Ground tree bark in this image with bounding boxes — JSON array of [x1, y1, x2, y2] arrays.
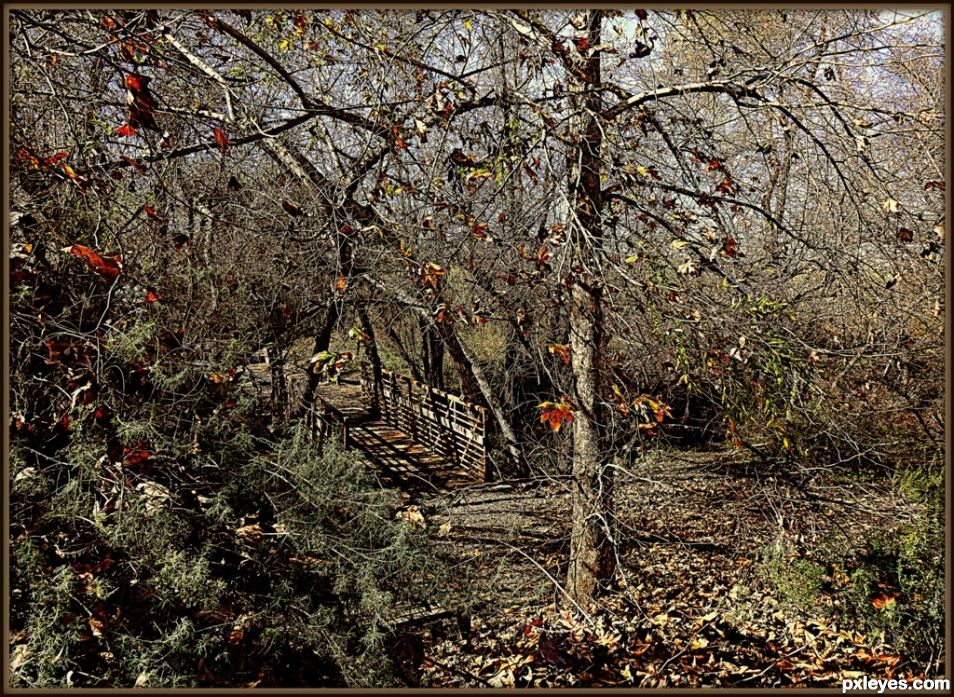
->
[[295, 298, 340, 416], [565, 9, 615, 604], [356, 303, 383, 419], [420, 317, 445, 390]]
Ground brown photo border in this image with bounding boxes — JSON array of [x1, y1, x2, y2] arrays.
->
[[1, 2, 950, 694]]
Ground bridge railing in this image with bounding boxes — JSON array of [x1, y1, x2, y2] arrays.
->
[[303, 397, 350, 453], [368, 370, 488, 480]]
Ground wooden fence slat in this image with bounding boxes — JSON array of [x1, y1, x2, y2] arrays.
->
[[371, 369, 488, 480]]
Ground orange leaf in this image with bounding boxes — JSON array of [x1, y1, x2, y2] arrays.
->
[[16, 146, 41, 169], [420, 262, 445, 289], [539, 400, 574, 432], [536, 245, 550, 266], [145, 289, 160, 303], [64, 244, 122, 280], [213, 128, 230, 154], [548, 343, 571, 365], [392, 126, 407, 150], [60, 162, 90, 189]]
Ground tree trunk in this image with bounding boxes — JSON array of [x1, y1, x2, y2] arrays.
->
[[420, 317, 445, 390], [295, 298, 340, 416], [444, 328, 526, 478], [565, 10, 615, 604], [367, 276, 525, 476], [356, 303, 383, 419]]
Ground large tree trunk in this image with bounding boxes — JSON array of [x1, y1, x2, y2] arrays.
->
[[565, 10, 615, 604]]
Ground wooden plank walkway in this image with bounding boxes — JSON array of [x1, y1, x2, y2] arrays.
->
[[313, 381, 483, 499]]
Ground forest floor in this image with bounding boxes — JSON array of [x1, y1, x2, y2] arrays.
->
[[400, 448, 927, 688]]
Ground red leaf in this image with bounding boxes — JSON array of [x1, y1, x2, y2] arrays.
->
[[707, 158, 722, 171], [124, 74, 151, 92], [123, 441, 151, 468], [64, 244, 122, 280], [472, 222, 489, 239], [574, 37, 590, 53], [120, 155, 147, 173], [282, 200, 304, 217], [897, 227, 914, 242], [213, 128, 230, 154], [115, 123, 138, 137], [44, 152, 69, 166], [142, 205, 164, 223], [124, 74, 159, 131], [635, 9, 648, 20], [145, 288, 160, 303]]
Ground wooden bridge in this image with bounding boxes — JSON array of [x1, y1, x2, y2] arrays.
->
[[304, 370, 489, 497]]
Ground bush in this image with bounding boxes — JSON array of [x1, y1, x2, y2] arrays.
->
[[841, 507, 944, 667], [10, 418, 444, 687], [760, 536, 827, 610]]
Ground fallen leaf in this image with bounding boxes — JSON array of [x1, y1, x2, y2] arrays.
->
[[63, 244, 123, 280]]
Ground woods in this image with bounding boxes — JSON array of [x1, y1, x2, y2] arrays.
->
[[7, 8, 946, 688]]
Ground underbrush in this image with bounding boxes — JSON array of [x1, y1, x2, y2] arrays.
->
[[10, 423, 442, 688], [757, 461, 945, 674]]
